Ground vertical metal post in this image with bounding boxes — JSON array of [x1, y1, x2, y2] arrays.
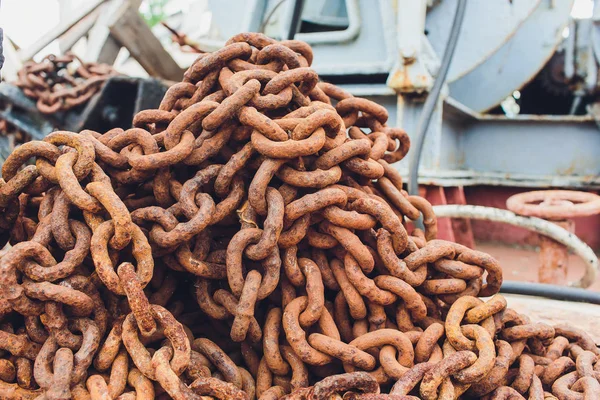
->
[[287, 0, 306, 40], [538, 219, 574, 285], [396, 0, 427, 63]]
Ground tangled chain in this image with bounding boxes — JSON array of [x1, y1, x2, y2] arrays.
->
[[14, 53, 118, 114], [0, 32, 597, 400]]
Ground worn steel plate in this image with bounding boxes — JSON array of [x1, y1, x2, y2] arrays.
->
[[426, 0, 541, 82], [449, 0, 574, 113]]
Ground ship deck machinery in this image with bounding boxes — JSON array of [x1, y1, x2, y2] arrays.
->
[[184, 0, 600, 251]]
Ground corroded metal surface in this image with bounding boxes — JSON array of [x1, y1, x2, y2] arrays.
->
[[14, 53, 117, 114], [0, 33, 595, 399]]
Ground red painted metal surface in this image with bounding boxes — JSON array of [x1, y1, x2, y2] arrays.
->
[[422, 185, 476, 248], [445, 186, 476, 249], [422, 185, 455, 242], [537, 219, 574, 285]]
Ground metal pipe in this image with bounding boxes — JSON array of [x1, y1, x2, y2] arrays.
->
[[287, 0, 306, 40], [408, 0, 467, 197], [500, 281, 600, 305], [432, 204, 598, 288]]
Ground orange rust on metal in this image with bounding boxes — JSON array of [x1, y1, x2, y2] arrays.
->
[[14, 52, 118, 114], [0, 31, 594, 400]]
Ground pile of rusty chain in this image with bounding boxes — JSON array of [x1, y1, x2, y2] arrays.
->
[[0, 32, 597, 400], [14, 52, 117, 114]]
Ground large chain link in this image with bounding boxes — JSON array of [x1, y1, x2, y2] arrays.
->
[[0, 32, 596, 400]]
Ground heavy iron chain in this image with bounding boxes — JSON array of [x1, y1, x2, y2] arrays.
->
[[0, 32, 597, 400], [14, 52, 118, 114]]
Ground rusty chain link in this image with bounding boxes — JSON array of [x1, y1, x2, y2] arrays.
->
[[14, 52, 118, 114], [0, 32, 596, 399]]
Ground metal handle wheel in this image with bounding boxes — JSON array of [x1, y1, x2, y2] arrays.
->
[[432, 204, 598, 288], [506, 190, 600, 220]]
